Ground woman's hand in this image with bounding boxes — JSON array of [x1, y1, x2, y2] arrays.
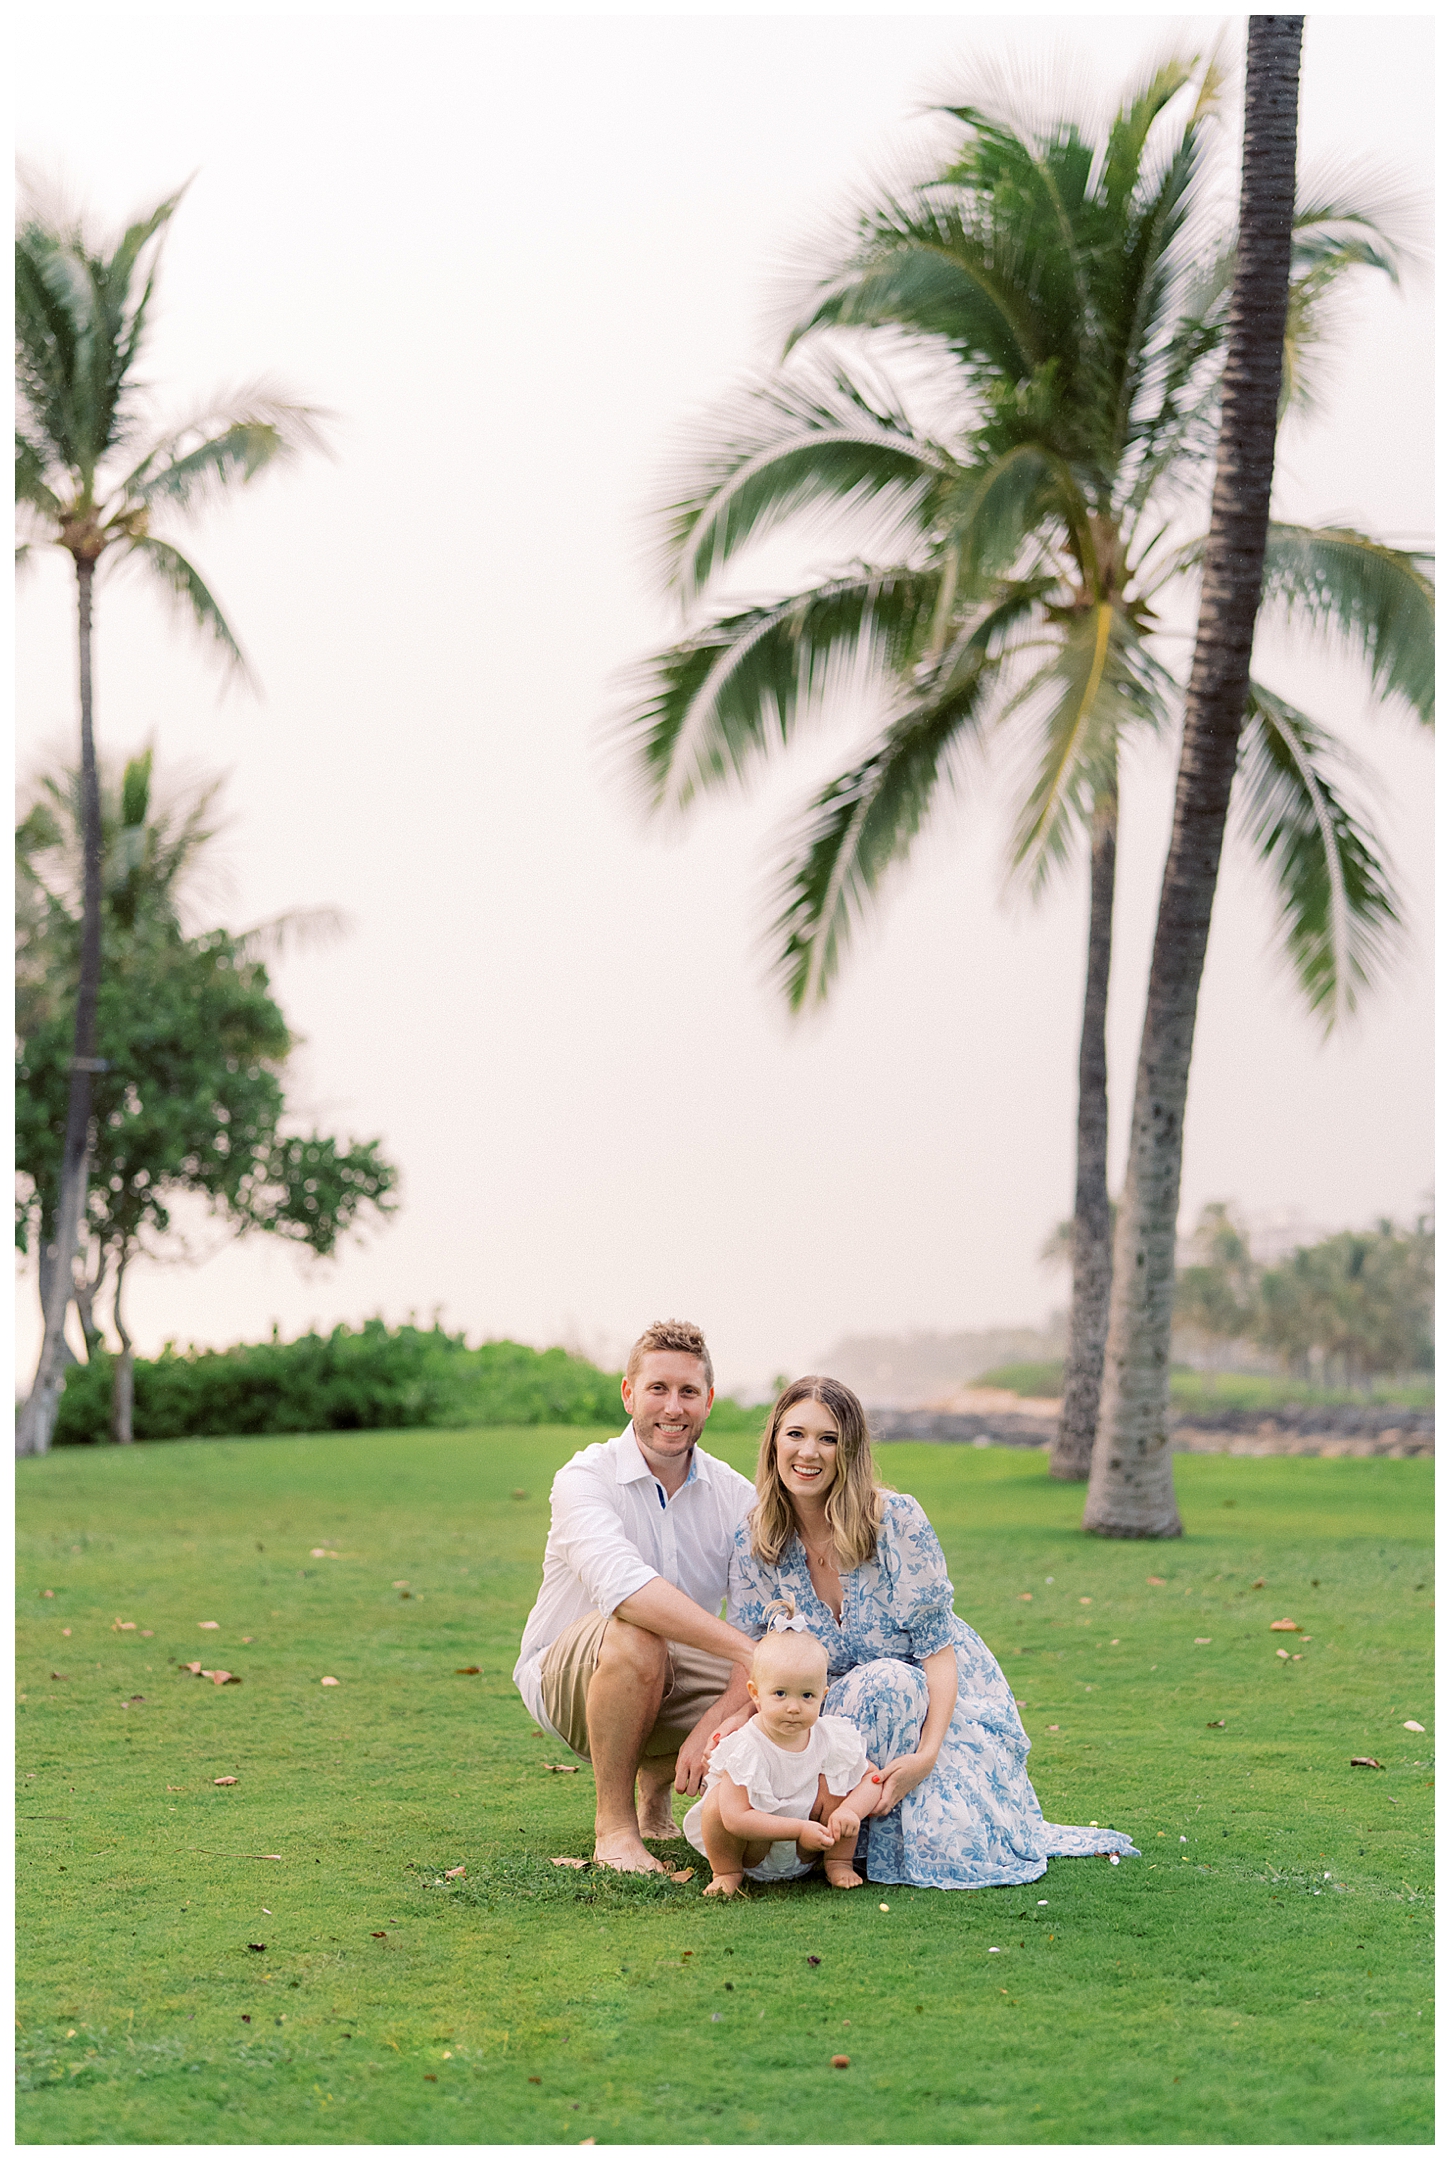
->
[[870, 1749, 938, 1814]]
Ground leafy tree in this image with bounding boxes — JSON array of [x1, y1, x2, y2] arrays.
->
[[14, 183, 324, 1454], [1173, 1201, 1259, 1367], [1256, 1216, 1432, 1387], [17, 758, 393, 1443], [618, 44, 1430, 1490]]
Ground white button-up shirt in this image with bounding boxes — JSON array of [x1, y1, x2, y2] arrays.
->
[[513, 1423, 756, 1736]]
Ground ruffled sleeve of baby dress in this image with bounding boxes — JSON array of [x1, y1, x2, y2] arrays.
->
[[816, 1713, 871, 1795], [709, 1723, 774, 1808]]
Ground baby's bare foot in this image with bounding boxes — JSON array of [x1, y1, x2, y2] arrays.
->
[[824, 1860, 863, 1889], [703, 1871, 748, 1899]]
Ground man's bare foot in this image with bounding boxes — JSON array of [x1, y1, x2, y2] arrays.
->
[[824, 1859, 863, 1888], [703, 1871, 748, 1898], [635, 1763, 679, 1840], [594, 1831, 666, 1874]]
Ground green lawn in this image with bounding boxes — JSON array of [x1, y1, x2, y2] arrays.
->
[[16, 1427, 1433, 2144]]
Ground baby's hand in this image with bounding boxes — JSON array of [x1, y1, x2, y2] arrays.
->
[[797, 1820, 835, 1853], [826, 1808, 859, 1844]]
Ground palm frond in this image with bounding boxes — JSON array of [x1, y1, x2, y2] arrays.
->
[[768, 659, 994, 1012], [767, 580, 1047, 1007], [235, 907, 354, 961], [618, 568, 943, 817], [1235, 682, 1402, 1028], [1007, 602, 1175, 886], [122, 387, 332, 511], [661, 366, 948, 597], [122, 536, 251, 682], [15, 432, 61, 516], [1258, 524, 1434, 724]]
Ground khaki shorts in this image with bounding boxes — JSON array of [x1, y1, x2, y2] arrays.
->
[[539, 1609, 734, 1764]]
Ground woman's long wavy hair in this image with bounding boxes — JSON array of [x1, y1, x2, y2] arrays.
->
[[749, 1375, 888, 1570]]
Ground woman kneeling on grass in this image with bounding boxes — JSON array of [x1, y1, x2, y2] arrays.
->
[[719, 1378, 1139, 1890], [683, 1602, 882, 1896]]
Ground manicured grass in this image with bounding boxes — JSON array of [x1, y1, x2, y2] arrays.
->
[[976, 1361, 1433, 1413], [17, 1428, 1433, 2144]]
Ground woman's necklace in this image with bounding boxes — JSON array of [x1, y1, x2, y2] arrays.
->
[[799, 1526, 839, 1572]]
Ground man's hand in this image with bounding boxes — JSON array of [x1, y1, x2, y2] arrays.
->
[[796, 1820, 835, 1854], [673, 1711, 719, 1797]]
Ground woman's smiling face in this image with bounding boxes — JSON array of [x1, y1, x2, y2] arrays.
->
[[774, 1396, 841, 1505]]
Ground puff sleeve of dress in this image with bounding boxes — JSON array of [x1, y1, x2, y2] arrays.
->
[[816, 1714, 871, 1795], [725, 1529, 776, 1641], [708, 1724, 769, 1799], [880, 1494, 959, 1659]]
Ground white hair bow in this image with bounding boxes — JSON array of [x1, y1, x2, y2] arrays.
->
[[768, 1611, 808, 1633]]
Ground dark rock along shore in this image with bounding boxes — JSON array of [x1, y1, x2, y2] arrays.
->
[[869, 1402, 1433, 1459]]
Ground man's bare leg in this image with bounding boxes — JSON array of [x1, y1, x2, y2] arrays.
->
[[636, 1755, 680, 1840], [586, 1618, 669, 1872]]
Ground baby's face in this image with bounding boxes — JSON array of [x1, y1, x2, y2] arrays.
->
[[749, 1656, 827, 1743]]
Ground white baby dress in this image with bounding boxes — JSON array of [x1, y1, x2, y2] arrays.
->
[[682, 1713, 871, 1881]]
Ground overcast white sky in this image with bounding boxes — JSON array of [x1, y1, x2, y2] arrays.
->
[[15, 8, 1433, 1399]]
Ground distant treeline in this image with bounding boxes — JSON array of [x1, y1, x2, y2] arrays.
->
[[51, 1321, 765, 1446]]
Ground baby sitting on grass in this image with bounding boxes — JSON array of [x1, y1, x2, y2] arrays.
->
[[682, 1603, 881, 1897]]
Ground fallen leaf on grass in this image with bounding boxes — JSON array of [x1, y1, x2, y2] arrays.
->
[[247, 1943, 266, 1953], [424, 2073, 437, 2082], [1207, 1720, 1226, 1728], [806, 1955, 821, 1966], [510, 1489, 529, 1500], [1251, 1579, 1266, 1590], [1194, 1638, 1212, 1645], [1017, 1592, 1033, 1601], [550, 1857, 589, 1869], [669, 1868, 695, 1883], [179, 1661, 204, 1675], [1147, 1576, 1166, 1587], [1047, 1724, 1060, 1733], [1276, 1649, 1290, 1660], [455, 1666, 481, 1675], [831, 2055, 850, 2069], [1403, 1720, 1426, 1733], [528, 2076, 541, 2084], [112, 1619, 136, 1631], [541, 1761, 579, 1773], [444, 1865, 466, 1879], [1269, 1618, 1300, 1632], [372, 1931, 387, 1938], [202, 1670, 242, 1686], [310, 1549, 340, 1559], [1350, 1758, 1384, 1769], [214, 1776, 239, 1786], [61, 1628, 71, 1637], [1079, 1597, 1092, 1606], [199, 1622, 220, 1631], [51, 1672, 68, 1681], [320, 1677, 340, 1687]]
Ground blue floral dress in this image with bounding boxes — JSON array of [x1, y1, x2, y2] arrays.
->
[[727, 1493, 1139, 1889]]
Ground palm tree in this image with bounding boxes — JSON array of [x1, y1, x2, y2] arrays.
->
[[1082, 15, 1306, 1535], [616, 48, 1430, 1479], [14, 184, 325, 1456]]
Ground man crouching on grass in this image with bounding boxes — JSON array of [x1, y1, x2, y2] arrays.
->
[[513, 1319, 758, 1872]]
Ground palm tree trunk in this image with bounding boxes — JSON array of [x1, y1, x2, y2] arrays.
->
[[110, 1248, 135, 1446], [1084, 15, 1303, 1537], [1050, 783, 1117, 1480], [17, 555, 105, 1459]]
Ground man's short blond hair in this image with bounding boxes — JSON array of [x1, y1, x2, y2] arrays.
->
[[625, 1318, 714, 1391]]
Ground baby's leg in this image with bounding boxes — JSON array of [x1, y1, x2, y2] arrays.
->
[[813, 1779, 864, 1890], [698, 1787, 770, 1898]]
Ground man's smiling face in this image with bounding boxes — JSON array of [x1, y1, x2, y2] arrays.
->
[[622, 1350, 714, 1473]]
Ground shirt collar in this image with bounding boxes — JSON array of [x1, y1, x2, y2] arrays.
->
[[617, 1422, 704, 1489]]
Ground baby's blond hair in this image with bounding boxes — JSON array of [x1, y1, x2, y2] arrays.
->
[[750, 1597, 828, 1687]]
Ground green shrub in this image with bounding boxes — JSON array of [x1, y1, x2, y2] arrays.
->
[[49, 1322, 771, 1446], [975, 1360, 1065, 1396]]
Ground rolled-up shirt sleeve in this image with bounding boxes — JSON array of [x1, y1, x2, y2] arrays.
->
[[550, 1463, 659, 1616]]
